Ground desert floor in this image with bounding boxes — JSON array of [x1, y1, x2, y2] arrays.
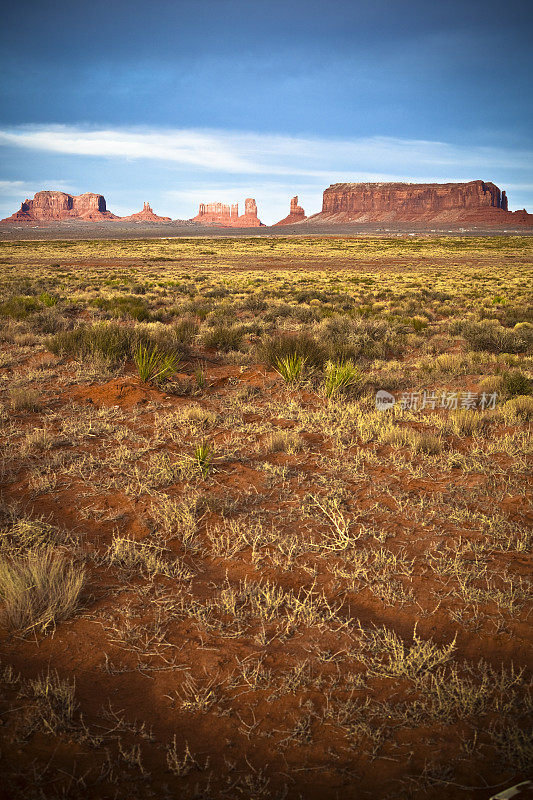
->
[[0, 235, 531, 800], [1, 220, 532, 241]]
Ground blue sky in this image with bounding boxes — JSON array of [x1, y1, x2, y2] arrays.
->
[[1, 0, 532, 222]]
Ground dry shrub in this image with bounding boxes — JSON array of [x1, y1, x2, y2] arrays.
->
[[9, 386, 42, 412], [0, 547, 85, 633], [259, 333, 326, 369], [26, 669, 77, 733], [265, 430, 305, 454], [501, 395, 533, 423], [380, 426, 442, 454], [202, 325, 244, 352], [449, 409, 485, 437], [479, 375, 504, 394], [501, 370, 531, 397]]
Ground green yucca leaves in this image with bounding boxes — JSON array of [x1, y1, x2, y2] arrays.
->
[[134, 344, 181, 384], [323, 359, 362, 398], [193, 441, 214, 477], [275, 353, 307, 385]]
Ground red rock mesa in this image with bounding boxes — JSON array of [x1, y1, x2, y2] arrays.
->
[[0, 191, 119, 223], [274, 196, 307, 225], [307, 181, 533, 225], [120, 202, 171, 223], [192, 198, 263, 227]]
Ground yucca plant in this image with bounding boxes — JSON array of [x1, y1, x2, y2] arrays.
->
[[274, 353, 307, 385], [194, 364, 206, 390], [193, 441, 214, 477], [134, 343, 180, 384], [323, 359, 362, 398]]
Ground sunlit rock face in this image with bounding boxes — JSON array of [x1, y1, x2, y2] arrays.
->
[[120, 202, 171, 222], [192, 198, 263, 227], [1, 191, 119, 222], [307, 181, 533, 225], [274, 196, 306, 226]]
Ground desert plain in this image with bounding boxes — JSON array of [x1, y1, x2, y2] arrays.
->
[[0, 233, 531, 800]]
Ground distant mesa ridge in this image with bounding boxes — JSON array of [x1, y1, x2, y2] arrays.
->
[[1, 182, 532, 226], [1, 190, 119, 222], [192, 198, 264, 227], [274, 195, 307, 226], [307, 180, 532, 224], [0, 192, 170, 224]]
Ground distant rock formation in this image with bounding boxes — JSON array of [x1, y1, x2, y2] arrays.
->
[[0, 191, 119, 223], [307, 181, 533, 225], [120, 202, 171, 223], [274, 196, 306, 226], [192, 198, 263, 227]]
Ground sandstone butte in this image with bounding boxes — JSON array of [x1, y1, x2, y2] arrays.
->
[[191, 198, 263, 227], [273, 195, 307, 226], [2, 182, 532, 227], [120, 202, 171, 223], [0, 191, 119, 223], [306, 180, 533, 225]]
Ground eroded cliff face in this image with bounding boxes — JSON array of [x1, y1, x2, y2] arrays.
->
[[120, 202, 171, 223], [1, 191, 118, 222], [274, 196, 306, 226], [191, 198, 263, 227], [307, 181, 532, 224]]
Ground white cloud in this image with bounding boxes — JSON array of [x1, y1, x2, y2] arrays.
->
[[0, 179, 74, 197], [1, 125, 531, 181], [1, 126, 532, 220]]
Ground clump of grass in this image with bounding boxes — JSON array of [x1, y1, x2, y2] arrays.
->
[[176, 674, 218, 713], [193, 441, 214, 477], [275, 353, 306, 385], [6, 516, 63, 550], [26, 669, 77, 734], [322, 359, 362, 398], [134, 343, 181, 384], [150, 492, 199, 550], [448, 408, 484, 436], [106, 533, 190, 577], [90, 295, 151, 321], [8, 386, 42, 412], [166, 738, 198, 776], [0, 547, 85, 634], [479, 374, 503, 393], [173, 318, 199, 346], [260, 333, 326, 369], [38, 291, 59, 307], [409, 315, 429, 332], [380, 426, 442, 454], [194, 364, 206, 389], [46, 322, 136, 363], [501, 395, 533, 423], [202, 325, 244, 352], [458, 319, 532, 354], [501, 369, 531, 397], [0, 295, 41, 320], [265, 430, 305, 454]]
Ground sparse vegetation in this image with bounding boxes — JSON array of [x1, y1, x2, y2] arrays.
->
[[0, 235, 531, 800]]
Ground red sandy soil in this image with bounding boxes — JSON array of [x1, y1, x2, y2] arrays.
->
[[0, 339, 531, 800]]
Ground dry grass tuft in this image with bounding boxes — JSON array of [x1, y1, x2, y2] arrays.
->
[[8, 386, 42, 412], [0, 547, 85, 633]]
